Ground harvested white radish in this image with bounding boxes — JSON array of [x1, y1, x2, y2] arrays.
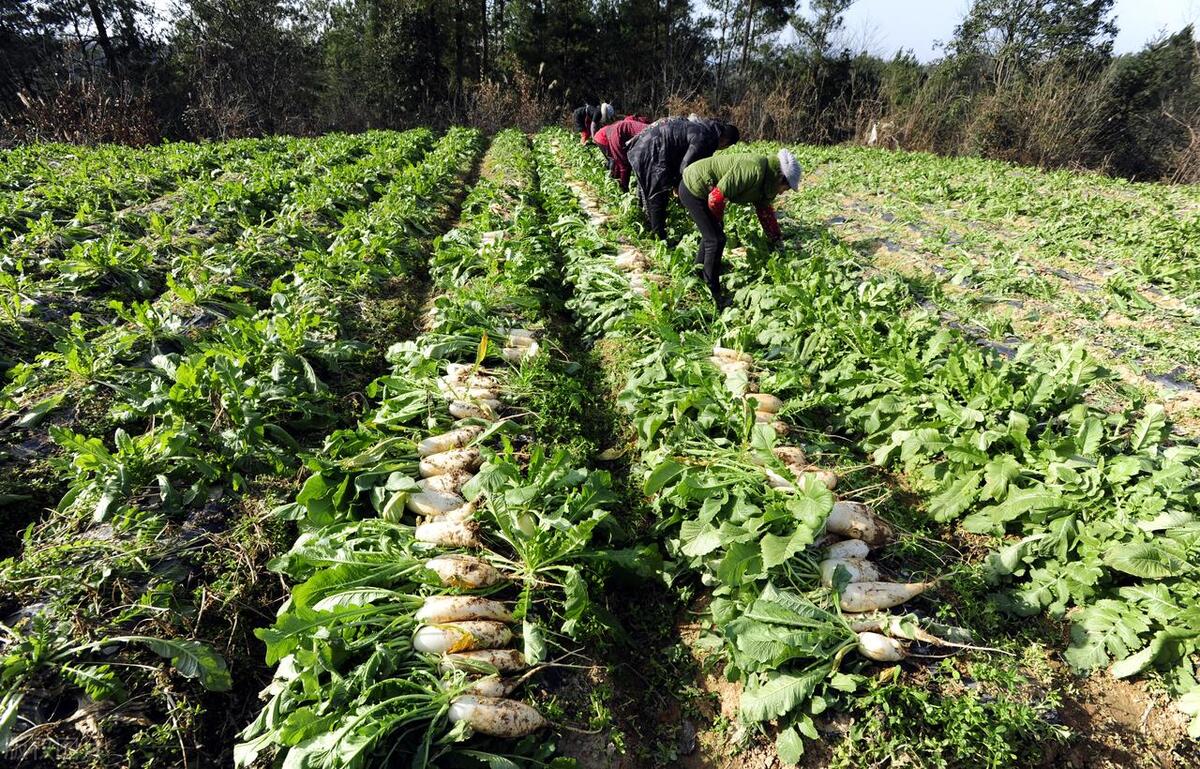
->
[[849, 615, 946, 645], [773, 446, 806, 465], [413, 621, 512, 654], [417, 595, 513, 624], [501, 342, 539, 363], [806, 468, 838, 490], [840, 581, 933, 613], [857, 632, 906, 662], [441, 370, 499, 388], [709, 356, 749, 374], [746, 393, 783, 413], [417, 472, 473, 495], [713, 346, 753, 364], [764, 468, 795, 490], [415, 519, 482, 548], [770, 420, 789, 436], [420, 448, 481, 478], [818, 558, 882, 587], [448, 695, 547, 737], [449, 400, 499, 421], [826, 539, 871, 560], [446, 363, 494, 381], [462, 675, 519, 698], [425, 554, 503, 588], [407, 490, 467, 517], [418, 426, 483, 457], [614, 249, 647, 270], [826, 501, 893, 547], [435, 501, 478, 522], [441, 649, 527, 673], [438, 381, 500, 401]]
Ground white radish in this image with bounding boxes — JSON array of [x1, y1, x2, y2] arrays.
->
[[764, 468, 796, 490], [446, 363, 494, 380], [417, 472, 473, 495], [419, 448, 481, 478], [773, 446, 806, 465], [840, 581, 933, 613], [418, 426, 483, 457], [709, 356, 750, 374], [413, 621, 512, 654], [857, 632, 906, 662], [507, 333, 536, 348], [818, 558, 882, 587], [417, 595, 513, 624], [746, 393, 783, 413], [434, 502, 478, 522], [805, 468, 838, 490], [438, 381, 500, 401], [441, 649, 527, 673], [406, 490, 466, 517], [415, 519, 482, 548], [771, 420, 789, 436], [754, 410, 774, 424], [461, 675, 519, 698], [826, 501, 893, 547], [425, 554, 503, 588], [449, 400, 499, 421], [501, 342, 539, 363], [713, 345, 753, 364], [448, 695, 547, 737], [826, 539, 871, 560]]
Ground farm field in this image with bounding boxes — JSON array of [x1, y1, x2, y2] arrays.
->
[[0, 128, 1198, 769]]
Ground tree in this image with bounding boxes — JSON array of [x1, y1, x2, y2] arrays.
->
[[792, 0, 854, 59], [950, 0, 1116, 83]]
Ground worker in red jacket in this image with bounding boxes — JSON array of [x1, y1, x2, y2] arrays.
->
[[592, 116, 649, 192]]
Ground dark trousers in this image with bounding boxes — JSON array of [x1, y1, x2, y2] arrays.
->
[[641, 187, 670, 240], [678, 182, 726, 302]]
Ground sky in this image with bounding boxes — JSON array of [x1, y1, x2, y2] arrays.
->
[[836, 0, 1200, 62]]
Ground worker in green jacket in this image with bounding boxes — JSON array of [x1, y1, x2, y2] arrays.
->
[[679, 149, 801, 308]]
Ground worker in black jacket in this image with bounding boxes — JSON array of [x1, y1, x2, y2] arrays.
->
[[572, 102, 615, 144], [628, 117, 740, 240]]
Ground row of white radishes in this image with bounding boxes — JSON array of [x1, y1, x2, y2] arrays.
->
[[406, 331, 549, 738], [710, 345, 936, 663]]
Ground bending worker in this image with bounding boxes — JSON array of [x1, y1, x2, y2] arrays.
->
[[678, 148, 802, 308], [628, 117, 740, 240], [592, 115, 649, 191], [572, 102, 615, 144]]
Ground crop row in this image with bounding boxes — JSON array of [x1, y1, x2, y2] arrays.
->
[[772, 141, 1200, 419], [0, 137, 292, 251], [0, 129, 479, 766], [545, 128, 1200, 748], [239, 129, 644, 768], [0, 130, 436, 547], [0, 130, 429, 380]]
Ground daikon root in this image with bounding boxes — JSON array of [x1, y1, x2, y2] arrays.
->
[[448, 695, 547, 737], [818, 557, 883, 587], [419, 447, 482, 478], [417, 595, 513, 624], [418, 426, 484, 457], [425, 554, 503, 588], [441, 649, 527, 673], [413, 621, 513, 654], [857, 631, 906, 662], [826, 539, 871, 560], [840, 581, 933, 613], [826, 501, 893, 547], [415, 519, 482, 548]]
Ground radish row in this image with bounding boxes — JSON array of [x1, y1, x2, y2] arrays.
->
[[536, 130, 962, 748], [408, 346, 546, 737]]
